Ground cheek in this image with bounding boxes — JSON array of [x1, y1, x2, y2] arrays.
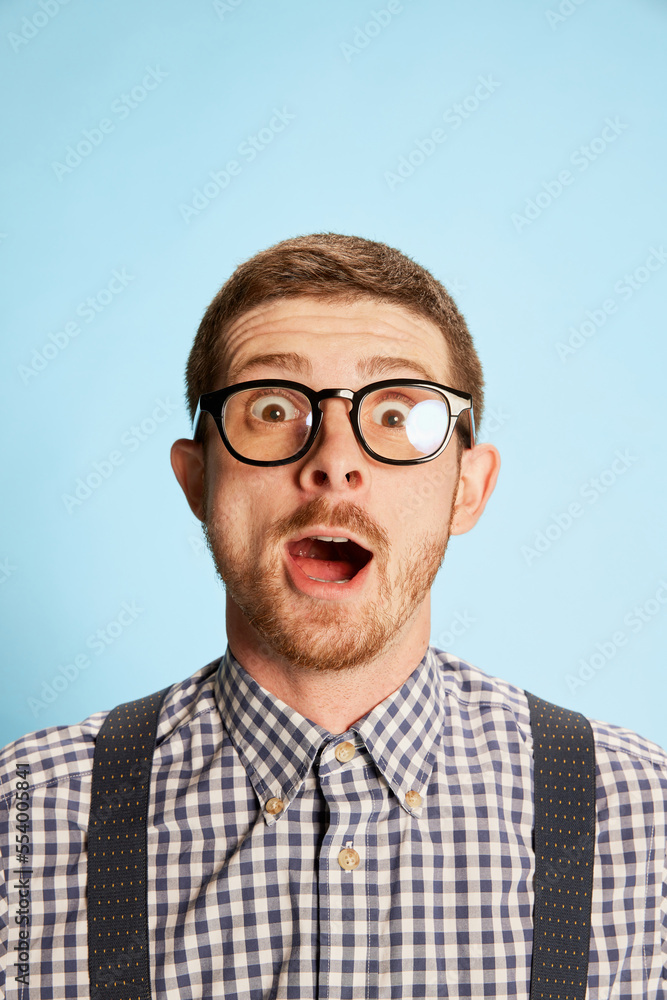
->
[[393, 464, 455, 528], [205, 468, 273, 538]]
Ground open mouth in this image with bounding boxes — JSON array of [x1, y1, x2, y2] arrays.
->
[[285, 535, 373, 584]]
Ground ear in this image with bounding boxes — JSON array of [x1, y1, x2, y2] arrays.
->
[[449, 442, 501, 536], [170, 438, 206, 522]]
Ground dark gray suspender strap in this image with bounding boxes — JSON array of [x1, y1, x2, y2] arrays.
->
[[87, 686, 171, 1000], [525, 691, 596, 1000], [87, 684, 595, 999]]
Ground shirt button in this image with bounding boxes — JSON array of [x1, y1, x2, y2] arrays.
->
[[338, 847, 360, 870], [405, 790, 422, 808], [334, 740, 356, 762], [265, 797, 284, 815]]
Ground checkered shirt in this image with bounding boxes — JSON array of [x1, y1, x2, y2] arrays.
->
[[1, 644, 666, 999]]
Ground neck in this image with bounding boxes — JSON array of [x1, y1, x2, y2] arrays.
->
[[224, 597, 431, 734]]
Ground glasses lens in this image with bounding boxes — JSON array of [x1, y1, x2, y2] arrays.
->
[[360, 385, 451, 460], [222, 384, 452, 463], [223, 386, 313, 461]]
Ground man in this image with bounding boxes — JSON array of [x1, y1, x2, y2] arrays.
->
[[1, 233, 666, 998]]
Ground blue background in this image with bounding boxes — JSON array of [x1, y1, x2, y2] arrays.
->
[[2, 0, 666, 748]]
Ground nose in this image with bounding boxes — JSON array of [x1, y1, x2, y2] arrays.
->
[[314, 396, 359, 450], [298, 395, 366, 488]]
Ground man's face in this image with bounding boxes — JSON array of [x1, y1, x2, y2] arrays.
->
[[197, 295, 466, 675]]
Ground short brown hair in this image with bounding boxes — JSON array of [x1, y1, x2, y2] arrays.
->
[[185, 233, 485, 454]]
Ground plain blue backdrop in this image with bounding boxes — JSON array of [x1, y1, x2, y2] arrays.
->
[[1, 0, 666, 748]]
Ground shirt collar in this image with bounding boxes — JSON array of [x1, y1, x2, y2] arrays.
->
[[214, 644, 447, 825]]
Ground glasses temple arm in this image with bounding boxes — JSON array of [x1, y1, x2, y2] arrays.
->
[[192, 400, 202, 439]]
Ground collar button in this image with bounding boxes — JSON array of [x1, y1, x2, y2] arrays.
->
[[334, 741, 356, 762]]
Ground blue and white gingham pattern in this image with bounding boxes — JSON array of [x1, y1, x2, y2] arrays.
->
[[1, 645, 666, 999]]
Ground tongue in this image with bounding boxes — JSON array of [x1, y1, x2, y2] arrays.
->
[[290, 554, 358, 582], [287, 537, 364, 582]]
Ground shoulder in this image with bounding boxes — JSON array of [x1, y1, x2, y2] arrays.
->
[[0, 657, 222, 807], [0, 713, 102, 808], [430, 645, 667, 777]]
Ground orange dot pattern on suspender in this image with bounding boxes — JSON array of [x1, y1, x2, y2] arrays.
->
[[527, 693, 596, 1000], [87, 688, 168, 999]]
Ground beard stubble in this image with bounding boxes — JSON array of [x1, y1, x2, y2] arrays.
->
[[201, 471, 459, 675]]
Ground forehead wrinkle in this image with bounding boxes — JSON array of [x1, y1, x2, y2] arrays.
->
[[225, 352, 440, 387], [218, 298, 450, 385], [224, 302, 436, 341]]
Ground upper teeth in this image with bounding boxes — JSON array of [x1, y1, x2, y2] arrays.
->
[[311, 535, 349, 543]]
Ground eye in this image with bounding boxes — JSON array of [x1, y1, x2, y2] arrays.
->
[[248, 391, 304, 423], [369, 393, 413, 428]]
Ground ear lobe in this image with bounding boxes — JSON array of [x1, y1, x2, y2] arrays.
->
[[170, 438, 206, 521], [449, 442, 501, 536]]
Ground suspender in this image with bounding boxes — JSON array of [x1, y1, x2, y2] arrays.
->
[[87, 687, 596, 999], [87, 687, 171, 1000], [525, 691, 596, 1000]]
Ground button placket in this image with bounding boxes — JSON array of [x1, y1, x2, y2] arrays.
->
[[326, 743, 366, 875]]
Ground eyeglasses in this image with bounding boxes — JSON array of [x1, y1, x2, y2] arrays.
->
[[193, 378, 475, 467]]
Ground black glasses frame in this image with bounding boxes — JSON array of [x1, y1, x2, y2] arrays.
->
[[193, 378, 475, 467]]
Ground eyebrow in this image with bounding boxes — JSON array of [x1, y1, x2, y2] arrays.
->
[[225, 352, 441, 385]]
